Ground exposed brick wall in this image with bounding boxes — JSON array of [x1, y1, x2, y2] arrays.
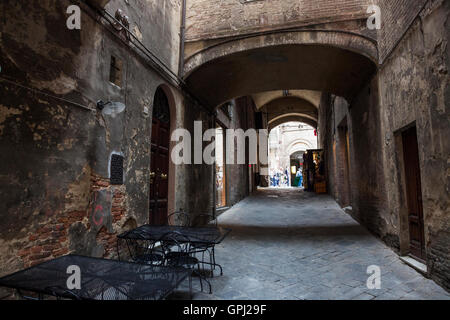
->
[[17, 212, 82, 268], [91, 174, 127, 225], [377, 0, 428, 62], [186, 0, 371, 40], [90, 174, 127, 258], [15, 175, 128, 268]]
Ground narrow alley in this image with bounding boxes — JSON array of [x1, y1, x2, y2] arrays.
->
[[0, 0, 449, 303], [189, 189, 450, 300]]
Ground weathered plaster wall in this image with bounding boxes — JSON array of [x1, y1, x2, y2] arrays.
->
[[181, 99, 215, 216], [0, 0, 185, 280], [349, 79, 391, 243], [321, 79, 389, 241], [321, 0, 449, 291], [178, 96, 256, 219], [226, 97, 257, 205], [105, 0, 182, 74], [218, 97, 257, 209], [378, 0, 450, 290], [319, 94, 352, 207]]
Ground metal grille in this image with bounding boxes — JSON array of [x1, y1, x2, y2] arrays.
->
[[118, 225, 231, 245], [0, 255, 191, 300], [110, 154, 124, 185]]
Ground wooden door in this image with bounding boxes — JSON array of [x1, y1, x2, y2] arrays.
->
[[150, 88, 170, 225], [402, 126, 426, 261]]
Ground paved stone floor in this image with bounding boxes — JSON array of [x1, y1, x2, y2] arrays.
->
[[178, 188, 450, 300]]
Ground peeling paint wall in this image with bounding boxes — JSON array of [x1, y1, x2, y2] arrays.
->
[[104, 0, 182, 74], [321, 0, 450, 291], [225, 97, 257, 207], [0, 0, 185, 282], [378, 0, 450, 290], [181, 96, 257, 219]]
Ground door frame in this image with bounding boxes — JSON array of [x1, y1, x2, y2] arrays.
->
[[215, 121, 227, 208], [395, 122, 427, 262], [149, 84, 177, 223]]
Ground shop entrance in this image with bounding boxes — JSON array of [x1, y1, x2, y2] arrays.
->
[[303, 149, 325, 193], [215, 125, 226, 208], [149, 88, 170, 225], [290, 151, 304, 187], [401, 126, 426, 262]]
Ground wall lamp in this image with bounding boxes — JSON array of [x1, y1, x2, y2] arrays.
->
[[96, 100, 112, 110], [96, 101, 126, 116]]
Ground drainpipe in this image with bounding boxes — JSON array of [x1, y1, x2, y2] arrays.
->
[[178, 0, 187, 77]]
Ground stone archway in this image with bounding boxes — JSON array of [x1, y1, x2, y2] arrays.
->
[[287, 139, 315, 155], [263, 96, 319, 131], [269, 115, 317, 131], [183, 30, 378, 109]]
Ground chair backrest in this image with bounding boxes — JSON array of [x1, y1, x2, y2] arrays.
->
[[167, 210, 191, 227], [158, 231, 191, 265], [123, 238, 159, 264], [192, 213, 217, 227]]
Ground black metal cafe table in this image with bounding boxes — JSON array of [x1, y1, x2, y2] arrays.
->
[[117, 225, 232, 245], [117, 225, 231, 275], [0, 254, 191, 300]]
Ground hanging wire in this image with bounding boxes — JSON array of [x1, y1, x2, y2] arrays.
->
[[0, 76, 96, 112]]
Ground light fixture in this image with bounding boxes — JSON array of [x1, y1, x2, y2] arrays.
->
[[96, 101, 126, 116], [96, 100, 111, 110]]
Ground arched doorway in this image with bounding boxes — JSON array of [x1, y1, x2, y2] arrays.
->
[[268, 122, 317, 188], [150, 87, 170, 225]]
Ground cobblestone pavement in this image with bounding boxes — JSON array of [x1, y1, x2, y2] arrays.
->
[[179, 188, 450, 300]]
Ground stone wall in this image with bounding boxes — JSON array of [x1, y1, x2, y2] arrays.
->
[[186, 0, 370, 40], [105, 0, 182, 73], [321, 0, 449, 291], [0, 0, 185, 280], [377, 0, 450, 290], [221, 97, 257, 208], [377, 0, 428, 62]]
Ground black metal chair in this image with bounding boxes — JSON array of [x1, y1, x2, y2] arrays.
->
[[191, 214, 222, 277], [118, 228, 164, 266], [159, 231, 211, 295]]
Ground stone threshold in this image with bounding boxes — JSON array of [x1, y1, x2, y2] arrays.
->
[[400, 255, 428, 276]]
